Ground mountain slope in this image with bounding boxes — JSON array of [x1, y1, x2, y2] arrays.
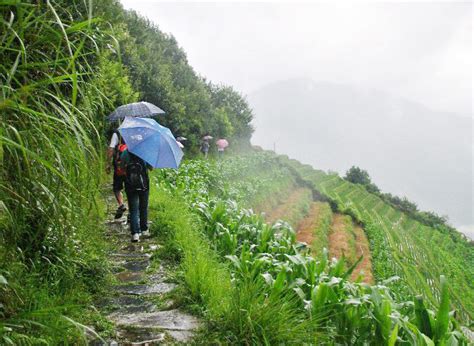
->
[[250, 79, 473, 236]]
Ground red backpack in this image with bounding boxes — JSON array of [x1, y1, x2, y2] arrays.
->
[[114, 142, 128, 176]]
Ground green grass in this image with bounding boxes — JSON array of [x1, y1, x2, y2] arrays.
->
[[148, 190, 233, 319]]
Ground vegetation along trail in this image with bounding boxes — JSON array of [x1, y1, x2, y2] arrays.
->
[[1, 0, 473, 343]]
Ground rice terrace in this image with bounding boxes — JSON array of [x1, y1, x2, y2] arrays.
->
[[0, 1, 473, 345]]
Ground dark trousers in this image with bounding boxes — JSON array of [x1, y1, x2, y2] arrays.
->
[[126, 189, 149, 235]]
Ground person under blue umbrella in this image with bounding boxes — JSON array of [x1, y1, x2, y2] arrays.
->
[[119, 148, 152, 242], [118, 117, 183, 242], [106, 101, 165, 221]]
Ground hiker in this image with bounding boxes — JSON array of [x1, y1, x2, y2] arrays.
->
[[216, 138, 229, 158], [201, 140, 209, 158], [107, 130, 128, 219], [200, 138, 210, 159], [176, 136, 187, 149], [176, 136, 185, 149], [120, 148, 152, 242]]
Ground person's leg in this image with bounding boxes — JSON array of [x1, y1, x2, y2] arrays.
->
[[114, 190, 123, 206], [127, 190, 140, 236], [138, 190, 149, 233], [113, 174, 127, 218]]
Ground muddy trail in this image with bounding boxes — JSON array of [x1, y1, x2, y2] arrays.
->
[[91, 198, 200, 345], [327, 215, 373, 284], [352, 225, 374, 284], [296, 202, 323, 245]]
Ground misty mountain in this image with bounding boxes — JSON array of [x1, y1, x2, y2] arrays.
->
[[250, 78, 473, 236]]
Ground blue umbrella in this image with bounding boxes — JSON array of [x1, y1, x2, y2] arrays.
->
[[118, 117, 183, 169], [107, 102, 165, 122]]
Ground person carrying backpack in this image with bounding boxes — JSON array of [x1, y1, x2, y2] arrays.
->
[[120, 149, 152, 242], [107, 130, 128, 219], [200, 139, 210, 159]]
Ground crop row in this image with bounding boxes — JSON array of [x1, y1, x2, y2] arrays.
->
[[278, 154, 473, 322]]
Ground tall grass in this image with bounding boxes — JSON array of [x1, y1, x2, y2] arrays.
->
[[148, 190, 232, 319], [1, 1, 113, 343]]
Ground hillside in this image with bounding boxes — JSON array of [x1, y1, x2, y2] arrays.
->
[[250, 79, 473, 237], [1, 1, 473, 344], [210, 151, 473, 320], [277, 154, 474, 321]]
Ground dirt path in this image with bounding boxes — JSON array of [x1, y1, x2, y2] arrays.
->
[[352, 225, 374, 284], [328, 214, 353, 262], [296, 202, 322, 245], [91, 197, 200, 344], [264, 187, 311, 225], [328, 214, 373, 284]]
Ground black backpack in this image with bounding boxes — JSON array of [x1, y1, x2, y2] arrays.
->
[[125, 154, 147, 191]]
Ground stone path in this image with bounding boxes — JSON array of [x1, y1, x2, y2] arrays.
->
[[93, 209, 200, 345]]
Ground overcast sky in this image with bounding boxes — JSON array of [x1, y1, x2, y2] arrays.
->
[[121, 1, 472, 115]]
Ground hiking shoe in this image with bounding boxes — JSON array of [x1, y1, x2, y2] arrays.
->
[[131, 233, 140, 242], [141, 230, 150, 237], [114, 204, 127, 219]]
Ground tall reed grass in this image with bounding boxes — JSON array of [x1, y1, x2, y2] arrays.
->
[[1, 1, 115, 343]]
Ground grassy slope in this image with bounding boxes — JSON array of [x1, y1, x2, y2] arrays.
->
[[147, 155, 471, 344], [279, 155, 474, 321]]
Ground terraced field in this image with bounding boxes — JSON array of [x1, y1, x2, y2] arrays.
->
[[253, 173, 374, 285], [279, 156, 474, 321]]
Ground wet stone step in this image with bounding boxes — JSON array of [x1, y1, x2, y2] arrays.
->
[[115, 328, 166, 345], [123, 260, 150, 272], [114, 283, 177, 296], [115, 271, 145, 283], [110, 253, 151, 259], [109, 309, 200, 332], [100, 296, 157, 314], [109, 260, 149, 273], [168, 330, 196, 343], [121, 244, 149, 253]]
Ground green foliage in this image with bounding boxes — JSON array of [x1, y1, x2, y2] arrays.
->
[[107, 9, 253, 150], [283, 154, 474, 323], [0, 1, 117, 342], [148, 191, 232, 319], [207, 83, 254, 141], [150, 155, 470, 344], [345, 166, 373, 186]]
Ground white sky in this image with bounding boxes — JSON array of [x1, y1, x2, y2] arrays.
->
[[121, 1, 472, 115]]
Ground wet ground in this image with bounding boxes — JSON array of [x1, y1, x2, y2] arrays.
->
[[91, 209, 200, 345]]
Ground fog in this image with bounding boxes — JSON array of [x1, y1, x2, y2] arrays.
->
[[121, 1, 473, 238]]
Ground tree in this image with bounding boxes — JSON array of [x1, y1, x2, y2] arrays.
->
[[344, 166, 372, 186]]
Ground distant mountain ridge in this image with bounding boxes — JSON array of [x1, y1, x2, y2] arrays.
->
[[250, 78, 473, 238]]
